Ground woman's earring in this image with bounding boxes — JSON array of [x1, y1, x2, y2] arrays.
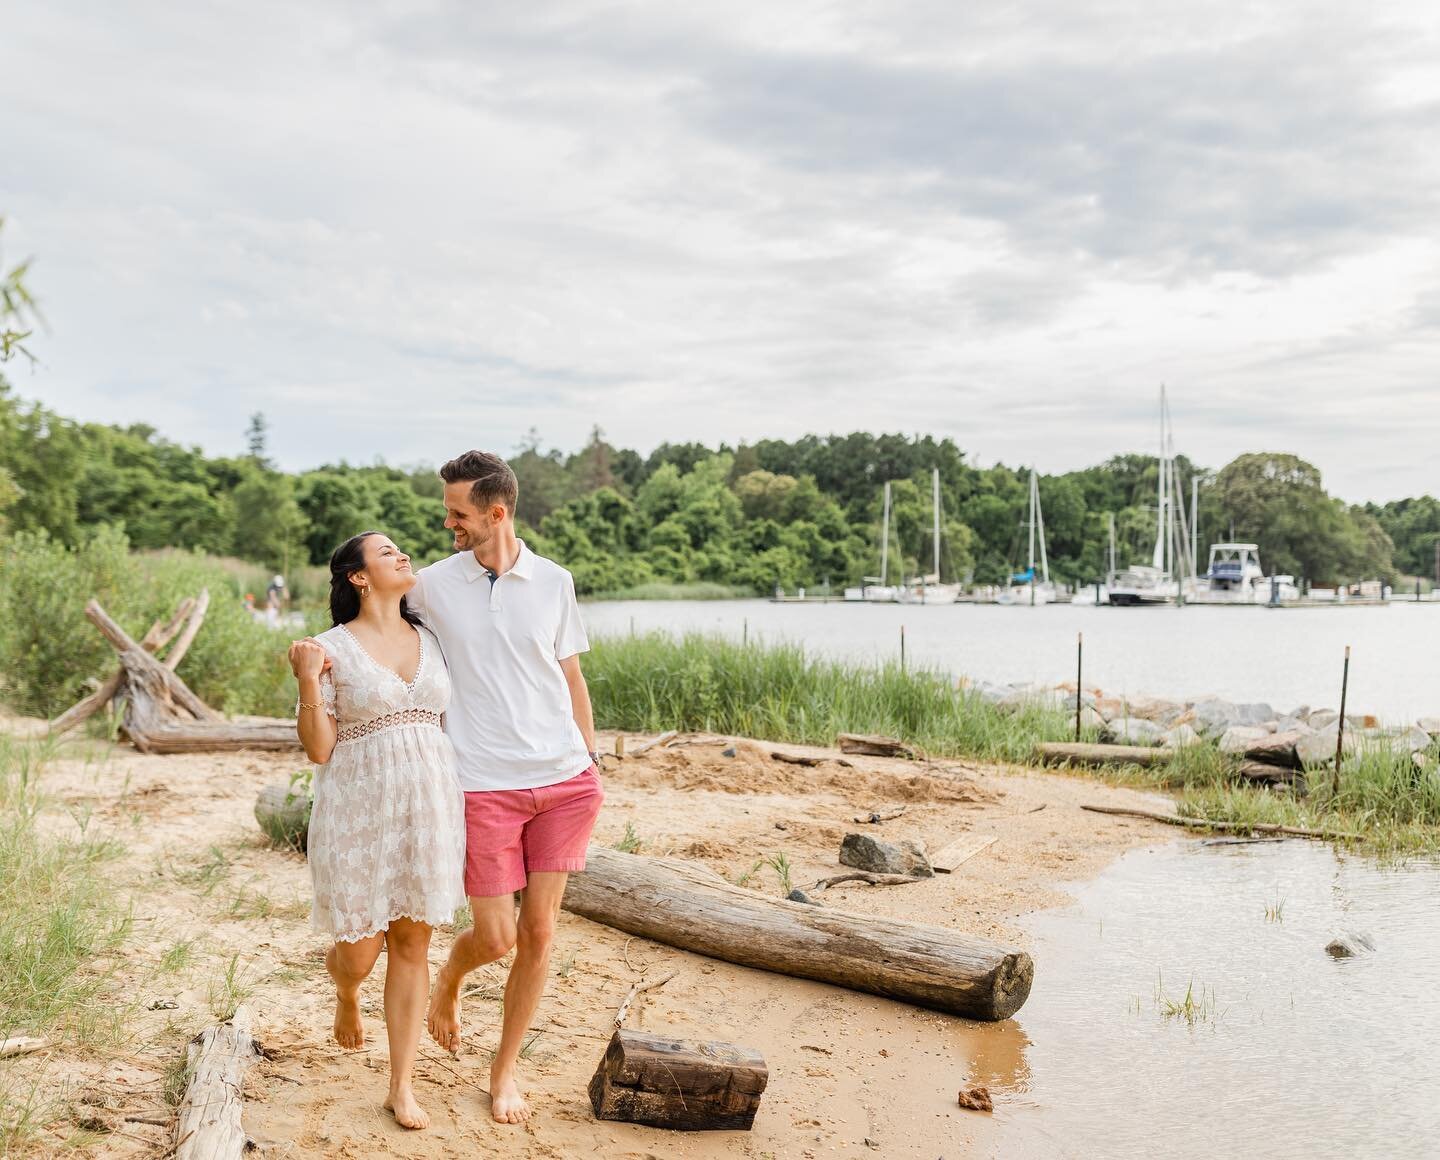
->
[[361, 584, 370, 598]]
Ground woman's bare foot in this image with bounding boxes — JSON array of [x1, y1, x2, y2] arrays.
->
[[426, 965, 462, 1055], [332, 987, 364, 1049], [489, 1065, 530, 1124], [384, 1085, 430, 1130]]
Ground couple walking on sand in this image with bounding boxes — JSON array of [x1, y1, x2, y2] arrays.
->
[[287, 450, 603, 1130]]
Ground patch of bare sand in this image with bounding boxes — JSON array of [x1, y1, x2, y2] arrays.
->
[[6, 726, 1180, 1158]]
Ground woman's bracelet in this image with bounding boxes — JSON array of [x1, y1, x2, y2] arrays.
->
[[298, 700, 324, 711]]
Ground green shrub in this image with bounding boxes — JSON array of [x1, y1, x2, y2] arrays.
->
[[0, 528, 297, 717]]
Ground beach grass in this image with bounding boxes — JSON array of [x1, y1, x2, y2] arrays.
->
[[0, 737, 134, 1151], [586, 630, 1079, 763]]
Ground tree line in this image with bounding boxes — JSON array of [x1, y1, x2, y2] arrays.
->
[[2, 384, 1435, 594]]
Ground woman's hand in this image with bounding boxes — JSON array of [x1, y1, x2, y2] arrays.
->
[[288, 638, 330, 681]]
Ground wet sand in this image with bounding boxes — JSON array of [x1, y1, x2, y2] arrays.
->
[[5, 720, 1180, 1158]]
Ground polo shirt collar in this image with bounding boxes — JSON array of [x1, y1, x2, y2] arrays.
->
[[461, 539, 536, 583]]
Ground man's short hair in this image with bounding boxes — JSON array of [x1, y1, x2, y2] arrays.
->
[[440, 450, 519, 515]]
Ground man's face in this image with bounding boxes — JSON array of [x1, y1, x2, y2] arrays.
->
[[443, 481, 497, 554]]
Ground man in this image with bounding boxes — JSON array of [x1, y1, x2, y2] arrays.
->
[[408, 450, 604, 1125]]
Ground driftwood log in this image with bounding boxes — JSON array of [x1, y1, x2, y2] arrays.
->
[[83, 600, 300, 753], [1035, 742, 1172, 768], [589, 1029, 768, 1131], [1080, 803, 1359, 841], [837, 733, 916, 759], [565, 847, 1033, 1021], [175, 1006, 259, 1160]]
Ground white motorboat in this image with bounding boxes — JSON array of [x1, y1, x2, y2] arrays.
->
[[1191, 543, 1301, 605]]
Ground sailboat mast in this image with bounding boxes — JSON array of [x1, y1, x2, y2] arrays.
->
[[1190, 476, 1199, 577], [880, 482, 891, 587], [1028, 470, 1037, 573], [932, 468, 941, 581], [1152, 387, 1166, 572], [1108, 512, 1116, 579], [1036, 474, 1050, 584]]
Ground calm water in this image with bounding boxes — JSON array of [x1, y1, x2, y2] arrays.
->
[[996, 841, 1440, 1158], [582, 599, 1440, 722]]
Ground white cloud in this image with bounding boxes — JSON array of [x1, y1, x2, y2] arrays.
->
[[1, 0, 1438, 501]]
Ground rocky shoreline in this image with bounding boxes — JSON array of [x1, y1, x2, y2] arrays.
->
[[965, 679, 1440, 772]]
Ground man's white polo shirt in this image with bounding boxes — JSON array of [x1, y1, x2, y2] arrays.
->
[[409, 541, 591, 793]]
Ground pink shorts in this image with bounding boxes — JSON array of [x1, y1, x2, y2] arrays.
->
[[463, 765, 604, 897]]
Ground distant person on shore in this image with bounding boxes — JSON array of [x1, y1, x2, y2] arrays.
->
[[287, 532, 466, 1130], [410, 450, 604, 1126], [265, 574, 287, 627]]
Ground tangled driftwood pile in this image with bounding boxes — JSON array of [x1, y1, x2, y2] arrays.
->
[[48, 594, 299, 753]]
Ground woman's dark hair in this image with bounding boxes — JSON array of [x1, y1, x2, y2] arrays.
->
[[328, 531, 424, 627]]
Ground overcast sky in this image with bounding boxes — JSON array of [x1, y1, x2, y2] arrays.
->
[[4, 1, 1439, 501]]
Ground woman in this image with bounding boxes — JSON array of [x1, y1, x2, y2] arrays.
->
[[288, 531, 464, 1131]]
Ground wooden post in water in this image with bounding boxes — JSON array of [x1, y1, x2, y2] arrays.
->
[[1074, 632, 1083, 742], [1334, 645, 1351, 798], [900, 625, 906, 670], [743, 618, 748, 646]]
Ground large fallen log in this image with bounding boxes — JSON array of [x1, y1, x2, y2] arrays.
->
[[1035, 741, 1171, 768], [175, 1006, 258, 1160], [564, 846, 1032, 1021]]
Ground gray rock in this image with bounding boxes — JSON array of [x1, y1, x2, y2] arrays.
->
[[1124, 694, 1185, 723], [1111, 718, 1166, 745], [1308, 709, 1340, 730], [1296, 724, 1357, 767], [721, 746, 737, 758], [786, 888, 820, 906], [1274, 716, 1315, 736], [1325, 931, 1376, 959], [1219, 726, 1271, 755], [1416, 717, 1440, 737], [1193, 699, 1276, 737], [1162, 723, 1202, 749], [1077, 705, 1107, 732], [839, 833, 933, 878], [1244, 731, 1306, 769]]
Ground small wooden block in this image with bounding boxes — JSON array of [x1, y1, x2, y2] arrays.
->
[[929, 834, 997, 873], [588, 1029, 768, 1131]]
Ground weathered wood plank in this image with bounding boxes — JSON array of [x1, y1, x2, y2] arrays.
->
[[837, 733, 916, 759], [929, 834, 997, 873]]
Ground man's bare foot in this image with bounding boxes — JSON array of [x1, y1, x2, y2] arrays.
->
[[426, 965, 463, 1055], [489, 1066, 531, 1124], [384, 1085, 430, 1130]]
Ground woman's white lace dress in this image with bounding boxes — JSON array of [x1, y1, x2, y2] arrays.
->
[[305, 623, 466, 942]]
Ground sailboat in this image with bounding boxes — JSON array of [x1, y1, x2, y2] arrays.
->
[[844, 481, 901, 602], [1072, 512, 1117, 605], [899, 468, 962, 604], [1108, 387, 1196, 606], [997, 470, 1057, 606]]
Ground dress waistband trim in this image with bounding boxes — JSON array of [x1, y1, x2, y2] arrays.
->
[[336, 708, 442, 744]]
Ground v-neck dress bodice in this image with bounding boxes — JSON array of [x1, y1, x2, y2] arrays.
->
[[303, 623, 465, 941]]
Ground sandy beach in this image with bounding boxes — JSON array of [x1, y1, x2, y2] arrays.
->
[[6, 720, 1179, 1158]]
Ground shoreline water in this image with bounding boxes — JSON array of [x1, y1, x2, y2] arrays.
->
[[581, 597, 1440, 724]]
